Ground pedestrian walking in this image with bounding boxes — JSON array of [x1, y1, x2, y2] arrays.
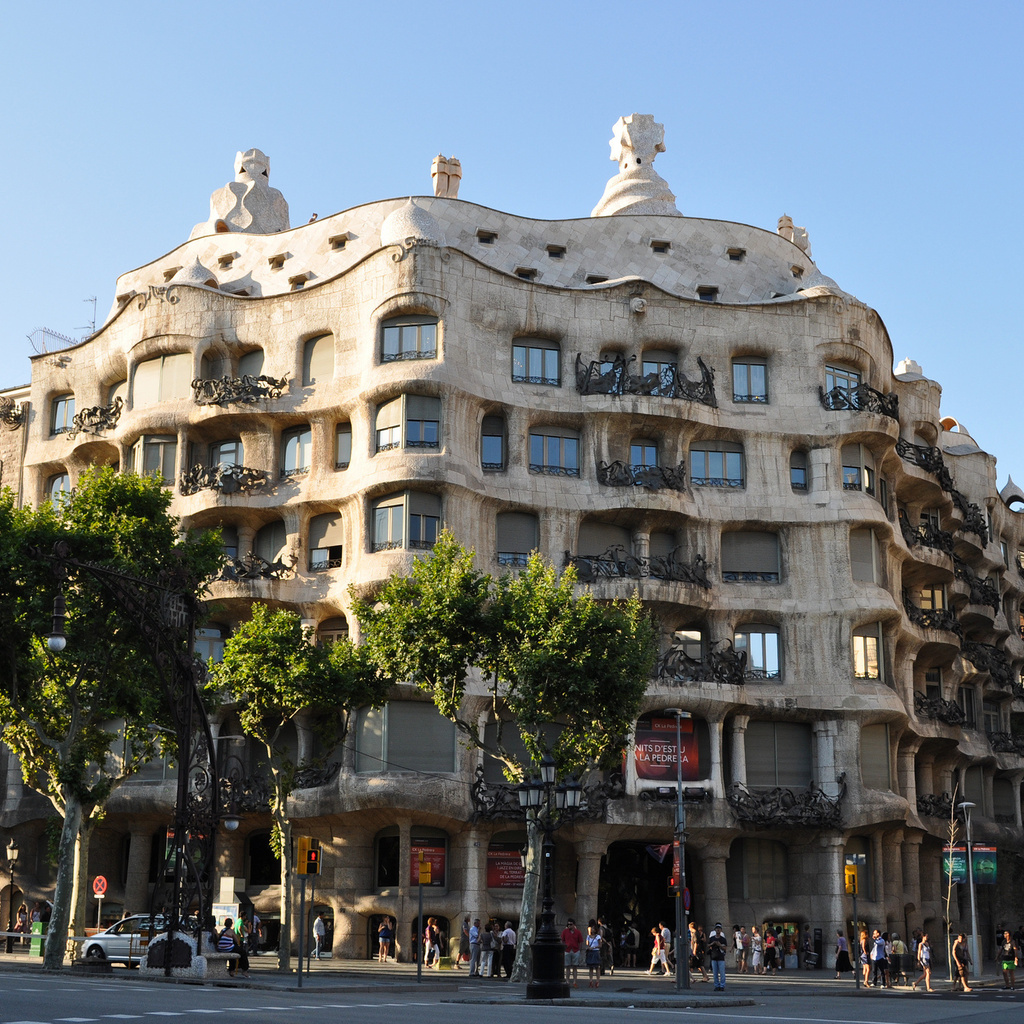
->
[[911, 931, 934, 991], [312, 912, 326, 960], [999, 929, 1018, 990], [834, 929, 852, 977], [500, 920, 516, 979], [468, 917, 482, 976], [952, 932, 972, 992]]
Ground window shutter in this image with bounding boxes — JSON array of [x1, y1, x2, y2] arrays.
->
[[133, 358, 160, 407], [163, 353, 193, 400], [964, 765, 984, 803], [408, 492, 441, 516], [532, 424, 579, 440], [774, 722, 812, 787], [850, 529, 876, 582], [239, 349, 264, 376], [841, 443, 860, 466], [496, 512, 539, 552], [650, 531, 676, 557], [356, 707, 385, 773], [406, 395, 440, 419], [721, 532, 779, 573], [375, 398, 403, 430], [309, 513, 343, 548], [743, 722, 776, 783], [642, 349, 675, 363], [303, 334, 334, 385], [578, 522, 630, 555], [860, 724, 892, 790], [993, 778, 1015, 818], [386, 703, 456, 773], [255, 521, 287, 563], [482, 415, 504, 436]]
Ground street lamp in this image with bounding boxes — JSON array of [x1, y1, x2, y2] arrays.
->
[[664, 708, 692, 993], [519, 753, 582, 1000], [5, 839, 19, 955], [957, 800, 980, 978]]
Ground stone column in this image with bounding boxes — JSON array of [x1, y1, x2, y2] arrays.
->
[[916, 753, 934, 798], [698, 844, 730, 932], [463, 827, 489, 922], [123, 829, 152, 915], [814, 834, 846, 946], [813, 720, 840, 796], [1010, 770, 1024, 828], [882, 828, 903, 931], [237, 524, 256, 557], [730, 715, 749, 789], [901, 832, 924, 937], [983, 769, 995, 819], [633, 530, 650, 561], [708, 718, 724, 799], [808, 446, 831, 494], [574, 839, 606, 927], [897, 741, 920, 811], [871, 832, 885, 909]]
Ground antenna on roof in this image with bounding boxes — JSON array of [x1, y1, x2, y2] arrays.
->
[[78, 296, 97, 335]]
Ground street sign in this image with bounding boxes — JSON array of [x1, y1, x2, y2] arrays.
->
[[683, 887, 691, 911], [92, 875, 107, 896]]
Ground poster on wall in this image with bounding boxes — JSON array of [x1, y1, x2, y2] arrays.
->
[[410, 837, 446, 887], [943, 845, 966, 884], [971, 846, 997, 884], [634, 715, 700, 781], [487, 844, 526, 888]]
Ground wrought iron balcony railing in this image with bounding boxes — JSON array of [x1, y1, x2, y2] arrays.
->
[[961, 640, 1014, 688], [497, 551, 530, 567], [574, 352, 717, 407], [914, 691, 967, 726], [67, 397, 124, 440], [819, 382, 898, 420], [895, 437, 956, 489], [985, 731, 1024, 755], [654, 638, 746, 687], [529, 464, 580, 477], [217, 552, 294, 582], [596, 460, 686, 491], [180, 463, 270, 496], [192, 373, 287, 406], [952, 556, 1000, 611], [566, 546, 711, 588], [949, 489, 989, 543], [726, 775, 846, 829], [469, 766, 623, 823], [917, 792, 953, 818], [899, 511, 955, 555], [902, 591, 963, 637]]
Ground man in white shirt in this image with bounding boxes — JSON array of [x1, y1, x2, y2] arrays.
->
[[469, 918, 482, 977], [313, 912, 326, 960], [500, 921, 516, 979]]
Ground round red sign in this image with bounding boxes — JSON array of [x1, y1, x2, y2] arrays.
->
[[92, 875, 107, 895]]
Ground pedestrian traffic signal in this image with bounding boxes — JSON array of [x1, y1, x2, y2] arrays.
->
[[296, 836, 322, 875], [844, 865, 857, 895]]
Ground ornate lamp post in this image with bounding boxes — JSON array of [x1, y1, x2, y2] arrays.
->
[[5, 839, 19, 954], [518, 753, 582, 1000], [664, 708, 692, 992], [957, 800, 980, 978]]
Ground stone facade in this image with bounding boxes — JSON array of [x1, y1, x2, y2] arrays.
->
[[1, 117, 1022, 963]]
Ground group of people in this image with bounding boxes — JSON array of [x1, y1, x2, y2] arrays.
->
[[727, 924, 800, 975], [12, 901, 51, 942], [464, 917, 516, 978]]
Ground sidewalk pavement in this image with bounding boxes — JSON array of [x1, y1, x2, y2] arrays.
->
[[0, 947, 1017, 1005]]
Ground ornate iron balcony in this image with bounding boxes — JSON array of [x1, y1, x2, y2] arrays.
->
[[639, 785, 712, 804], [566, 546, 711, 588], [381, 348, 436, 363], [469, 766, 623, 823], [180, 463, 270, 496], [67, 397, 124, 439], [654, 638, 746, 687], [914, 691, 967, 725], [986, 731, 1022, 755], [574, 352, 717, 407], [372, 540, 402, 552], [0, 396, 24, 429], [819, 382, 898, 419], [217, 552, 294, 582], [512, 372, 560, 386], [917, 792, 953, 818], [902, 591, 963, 636], [895, 437, 956, 489], [596, 460, 686, 491], [192, 373, 287, 406], [529, 464, 580, 477], [961, 640, 1013, 688], [309, 556, 343, 572], [952, 555, 1000, 610], [693, 476, 744, 488], [497, 552, 530, 567], [898, 511, 955, 555], [722, 571, 780, 583], [950, 489, 988, 543], [293, 760, 342, 789], [726, 775, 846, 829]]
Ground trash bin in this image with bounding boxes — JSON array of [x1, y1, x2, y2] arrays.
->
[[30, 921, 47, 957]]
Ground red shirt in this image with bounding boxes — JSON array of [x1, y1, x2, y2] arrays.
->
[[561, 926, 582, 952]]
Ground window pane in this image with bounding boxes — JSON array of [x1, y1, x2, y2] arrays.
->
[[512, 346, 526, 379], [750, 363, 766, 395], [563, 437, 578, 470], [726, 452, 743, 481], [482, 434, 503, 467], [691, 451, 706, 479]]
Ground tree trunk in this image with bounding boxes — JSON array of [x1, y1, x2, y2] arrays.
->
[[71, 814, 96, 948], [277, 814, 293, 973], [511, 814, 541, 982], [44, 794, 83, 969]]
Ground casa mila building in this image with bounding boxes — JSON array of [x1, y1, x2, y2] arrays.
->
[[1, 114, 1022, 962]]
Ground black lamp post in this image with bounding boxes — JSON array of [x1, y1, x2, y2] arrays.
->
[[5, 839, 19, 955], [518, 753, 582, 1000], [664, 708, 692, 993]]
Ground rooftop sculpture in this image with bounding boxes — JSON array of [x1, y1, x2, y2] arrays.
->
[[591, 113, 681, 218], [190, 148, 290, 238]]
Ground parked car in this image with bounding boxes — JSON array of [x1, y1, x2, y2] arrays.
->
[[82, 915, 196, 966]]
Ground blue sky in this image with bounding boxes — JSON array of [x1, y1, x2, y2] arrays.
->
[[3, 1, 1022, 483]]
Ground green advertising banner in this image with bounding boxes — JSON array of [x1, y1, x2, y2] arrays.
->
[[972, 846, 997, 885]]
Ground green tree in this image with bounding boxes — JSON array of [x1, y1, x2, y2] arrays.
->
[[355, 531, 655, 980], [0, 468, 223, 969], [209, 604, 388, 972]]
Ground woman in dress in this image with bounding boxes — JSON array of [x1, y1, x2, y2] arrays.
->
[[859, 930, 871, 987], [912, 931, 934, 991], [750, 925, 764, 974], [834, 929, 852, 977], [585, 922, 603, 988], [999, 929, 1018, 990]]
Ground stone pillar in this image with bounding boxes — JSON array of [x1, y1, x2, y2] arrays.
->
[[1010, 770, 1024, 828], [123, 829, 152, 915], [730, 715, 749, 789], [698, 844, 730, 932], [574, 839, 606, 927], [813, 720, 840, 796], [463, 827, 489, 922], [237, 524, 256, 556], [983, 769, 995, 819], [815, 834, 846, 945], [916, 753, 934, 797], [708, 718, 724, 799], [901, 833, 924, 937], [634, 530, 650, 561], [871, 832, 885, 910], [882, 828, 903, 931], [897, 742, 919, 811], [808, 446, 830, 494]]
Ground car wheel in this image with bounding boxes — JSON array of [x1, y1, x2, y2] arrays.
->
[[85, 945, 106, 960]]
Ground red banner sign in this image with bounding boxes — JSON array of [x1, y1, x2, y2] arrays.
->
[[487, 845, 526, 889], [635, 715, 700, 781], [410, 839, 446, 887]]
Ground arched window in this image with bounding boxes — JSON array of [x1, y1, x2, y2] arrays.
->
[[790, 450, 807, 491], [302, 334, 334, 386], [132, 436, 176, 486], [641, 349, 676, 396], [210, 439, 243, 467], [481, 415, 505, 471], [375, 396, 440, 452], [496, 512, 538, 567], [335, 423, 352, 469], [308, 513, 343, 571], [852, 623, 883, 680], [238, 349, 265, 377], [194, 626, 227, 664], [512, 338, 560, 386], [732, 358, 768, 403], [51, 394, 75, 435], [381, 316, 438, 363], [529, 426, 579, 476], [721, 531, 780, 582], [317, 617, 349, 645], [281, 426, 312, 477], [690, 440, 744, 487], [734, 624, 780, 680], [371, 492, 441, 551], [133, 353, 192, 406], [47, 472, 71, 506], [849, 528, 880, 583], [255, 520, 287, 564]]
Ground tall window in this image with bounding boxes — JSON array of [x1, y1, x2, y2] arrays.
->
[[920, 584, 946, 611], [355, 702, 457, 773], [732, 359, 768, 403], [108, 379, 128, 405], [317, 617, 349, 645], [721, 531, 780, 583], [219, 526, 239, 560], [302, 334, 334, 385], [281, 426, 312, 476], [825, 363, 861, 397], [734, 624, 780, 680], [335, 423, 352, 469], [850, 528, 880, 583], [957, 686, 978, 729], [743, 721, 812, 789], [728, 839, 788, 900], [841, 443, 877, 495], [255, 520, 287, 564], [133, 353, 192, 406], [51, 394, 75, 435], [790, 451, 807, 491], [690, 441, 744, 487], [194, 626, 227, 664], [982, 699, 1001, 736], [641, 350, 677, 396], [529, 427, 579, 476], [860, 724, 892, 790], [308, 513, 344, 571], [853, 623, 883, 680], [578, 521, 631, 559], [209, 439, 243, 466], [372, 492, 441, 552], [48, 472, 71, 506], [481, 415, 505, 471], [132, 435, 176, 486], [631, 440, 658, 468], [375, 396, 441, 453], [512, 339, 560, 386], [496, 512, 539, 567], [381, 316, 437, 363], [238, 349, 265, 377]]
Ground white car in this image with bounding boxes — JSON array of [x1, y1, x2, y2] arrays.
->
[[83, 915, 195, 966]]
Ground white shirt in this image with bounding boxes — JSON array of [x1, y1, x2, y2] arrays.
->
[[314, 917, 326, 938]]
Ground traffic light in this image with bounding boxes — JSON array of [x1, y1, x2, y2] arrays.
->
[[295, 836, 321, 875], [844, 865, 857, 895]]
